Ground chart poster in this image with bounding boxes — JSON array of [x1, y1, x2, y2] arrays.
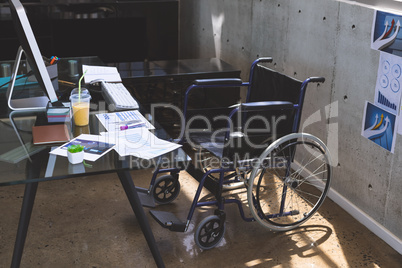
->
[[374, 52, 402, 114], [362, 101, 397, 153], [372, 10, 402, 54]]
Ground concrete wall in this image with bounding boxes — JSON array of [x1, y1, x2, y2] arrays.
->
[[179, 0, 402, 250]]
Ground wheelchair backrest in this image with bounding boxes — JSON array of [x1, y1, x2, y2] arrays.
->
[[223, 64, 305, 162], [247, 64, 303, 104], [183, 59, 323, 166]]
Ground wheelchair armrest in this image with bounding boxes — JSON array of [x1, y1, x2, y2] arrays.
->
[[234, 101, 294, 111], [183, 78, 247, 123], [193, 78, 243, 86]]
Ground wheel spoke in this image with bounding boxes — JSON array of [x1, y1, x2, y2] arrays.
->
[[248, 134, 331, 231], [195, 216, 225, 250], [154, 186, 163, 195], [152, 175, 181, 204]]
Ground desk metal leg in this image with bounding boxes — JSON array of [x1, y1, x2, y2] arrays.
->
[[11, 150, 45, 268], [10, 182, 38, 268], [117, 170, 165, 268]]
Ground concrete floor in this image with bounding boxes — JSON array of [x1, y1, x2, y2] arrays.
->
[[0, 168, 401, 268]]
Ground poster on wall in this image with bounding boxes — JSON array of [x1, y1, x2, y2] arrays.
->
[[399, 106, 402, 134], [361, 101, 397, 153], [371, 10, 402, 54], [374, 52, 402, 115]]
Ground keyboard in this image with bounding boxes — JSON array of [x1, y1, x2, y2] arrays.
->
[[101, 81, 139, 110]]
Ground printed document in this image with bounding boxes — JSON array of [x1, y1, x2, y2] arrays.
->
[[100, 128, 181, 159], [96, 110, 154, 131], [50, 134, 116, 161]]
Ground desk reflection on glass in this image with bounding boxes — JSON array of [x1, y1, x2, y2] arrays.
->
[[74, 124, 90, 137], [0, 111, 46, 165]]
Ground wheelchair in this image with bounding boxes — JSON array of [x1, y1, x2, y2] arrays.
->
[[149, 57, 332, 250]]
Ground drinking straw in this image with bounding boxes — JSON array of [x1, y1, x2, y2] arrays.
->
[[78, 70, 88, 102]]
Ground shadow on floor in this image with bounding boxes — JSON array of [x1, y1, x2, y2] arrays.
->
[[0, 168, 400, 267]]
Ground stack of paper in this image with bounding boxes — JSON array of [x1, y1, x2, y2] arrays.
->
[[100, 128, 181, 160], [46, 102, 71, 123]]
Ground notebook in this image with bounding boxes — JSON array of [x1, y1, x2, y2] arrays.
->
[[82, 65, 122, 84], [32, 124, 70, 145]]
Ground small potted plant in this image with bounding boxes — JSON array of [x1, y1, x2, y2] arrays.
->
[[67, 144, 84, 164]]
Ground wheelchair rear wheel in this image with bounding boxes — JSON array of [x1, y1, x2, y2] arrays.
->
[[247, 133, 332, 231]]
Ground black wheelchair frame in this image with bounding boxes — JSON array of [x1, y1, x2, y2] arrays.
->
[[148, 57, 332, 250]]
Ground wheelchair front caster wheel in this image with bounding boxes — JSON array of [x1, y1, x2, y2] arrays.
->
[[194, 215, 226, 250], [152, 174, 181, 204]]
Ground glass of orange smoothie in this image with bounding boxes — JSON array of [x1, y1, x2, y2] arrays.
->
[[70, 93, 91, 126]]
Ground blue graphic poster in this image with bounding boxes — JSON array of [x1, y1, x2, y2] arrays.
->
[[362, 101, 397, 153], [371, 11, 402, 54]]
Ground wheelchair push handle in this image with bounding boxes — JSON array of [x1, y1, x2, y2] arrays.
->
[[308, 77, 325, 83], [255, 57, 273, 63]]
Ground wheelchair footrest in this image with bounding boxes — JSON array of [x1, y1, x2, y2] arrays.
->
[[149, 210, 186, 232], [136, 187, 156, 208]]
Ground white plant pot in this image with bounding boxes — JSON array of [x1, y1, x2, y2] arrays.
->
[[67, 150, 84, 164]]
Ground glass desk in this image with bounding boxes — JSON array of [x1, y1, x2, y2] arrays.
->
[[112, 58, 241, 80], [0, 57, 189, 268], [111, 58, 241, 105], [109, 58, 241, 137]]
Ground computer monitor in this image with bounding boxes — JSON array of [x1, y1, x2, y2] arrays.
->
[[6, 0, 61, 111]]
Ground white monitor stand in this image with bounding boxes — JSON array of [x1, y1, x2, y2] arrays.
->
[[6, 46, 50, 111]]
